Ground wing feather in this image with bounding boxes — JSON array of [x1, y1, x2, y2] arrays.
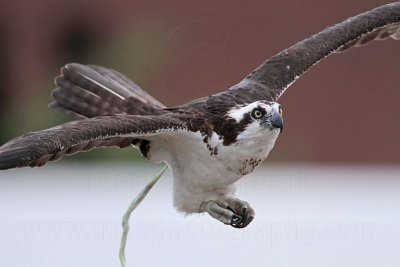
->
[[215, 2, 400, 104], [0, 114, 186, 170]]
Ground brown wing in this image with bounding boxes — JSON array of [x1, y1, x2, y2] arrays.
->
[[213, 2, 400, 104], [0, 114, 186, 170], [50, 63, 166, 119]]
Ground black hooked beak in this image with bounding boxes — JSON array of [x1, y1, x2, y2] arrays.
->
[[264, 111, 283, 133]]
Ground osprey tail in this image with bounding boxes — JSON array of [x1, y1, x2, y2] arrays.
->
[[50, 63, 166, 119]]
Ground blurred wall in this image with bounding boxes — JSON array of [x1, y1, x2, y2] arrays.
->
[[0, 0, 399, 163]]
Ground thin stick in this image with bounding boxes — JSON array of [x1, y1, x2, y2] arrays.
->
[[119, 165, 168, 267]]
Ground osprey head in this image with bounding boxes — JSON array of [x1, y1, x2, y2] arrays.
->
[[215, 100, 283, 166], [227, 101, 283, 136]]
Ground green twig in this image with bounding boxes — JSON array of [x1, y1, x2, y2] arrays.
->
[[119, 164, 168, 267]]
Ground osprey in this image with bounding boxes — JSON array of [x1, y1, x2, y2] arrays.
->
[[0, 3, 399, 228]]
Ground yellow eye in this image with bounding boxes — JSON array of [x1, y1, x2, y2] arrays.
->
[[279, 106, 283, 115], [252, 109, 263, 119]]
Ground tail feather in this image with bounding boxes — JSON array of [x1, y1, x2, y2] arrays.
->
[[51, 63, 166, 118], [51, 88, 118, 119], [61, 64, 129, 100], [89, 64, 164, 107], [53, 76, 124, 115]]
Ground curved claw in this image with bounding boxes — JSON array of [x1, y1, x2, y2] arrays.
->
[[231, 213, 254, 228], [229, 202, 254, 228], [242, 207, 248, 219], [230, 214, 243, 226]]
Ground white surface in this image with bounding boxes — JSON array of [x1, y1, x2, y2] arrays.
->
[[0, 163, 399, 267]]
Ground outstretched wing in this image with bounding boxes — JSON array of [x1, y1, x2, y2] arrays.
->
[[0, 114, 186, 170], [50, 63, 166, 119], [214, 2, 400, 104]]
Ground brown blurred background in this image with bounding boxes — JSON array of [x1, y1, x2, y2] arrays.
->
[[0, 0, 398, 164]]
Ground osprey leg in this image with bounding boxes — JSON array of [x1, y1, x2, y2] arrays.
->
[[200, 198, 255, 228]]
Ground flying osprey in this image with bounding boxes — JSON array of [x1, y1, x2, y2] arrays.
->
[[0, 3, 399, 228]]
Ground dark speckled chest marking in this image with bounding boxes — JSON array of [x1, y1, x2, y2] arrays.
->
[[238, 158, 263, 175], [202, 136, 218, 156]]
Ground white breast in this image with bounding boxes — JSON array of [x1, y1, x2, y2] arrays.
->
[[146, 128, 280, 213]]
